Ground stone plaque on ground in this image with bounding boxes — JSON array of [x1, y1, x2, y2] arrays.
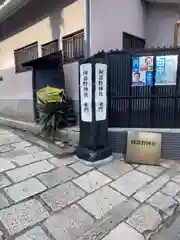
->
[[125, 131, 161, 165]]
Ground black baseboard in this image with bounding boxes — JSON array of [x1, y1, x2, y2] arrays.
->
[[108, 131, 180, 160]]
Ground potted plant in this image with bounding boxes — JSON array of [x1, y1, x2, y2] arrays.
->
[[36, 86, 76, 139]]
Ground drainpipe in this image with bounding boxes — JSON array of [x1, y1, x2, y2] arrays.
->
[[84, 0, 90, 58], [174, 20, 180, 47]]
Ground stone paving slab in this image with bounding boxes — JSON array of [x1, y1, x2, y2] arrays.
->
[[0, 136, 22, 145], [40, 182, 85, 211], [0, 158, 16, 173], [161, 181, 180, 196], [0, 174, 11, 188], [78, 198, 140, 240], [4, 178, 47, 202], [127, 204, 162, 234], [134, 174, 170, 202], [49, 156, 76, 168], [14, 226, 50, 240], [23, 145, 43, 154], [110, 170, 152, 196], [69, 161, 93, 174], [6, 160, 55, 182], [44, 204, 94, 240], [78, 186, 126, 219], [175, 194, 180, 204], [137, 165, 165, 177], [147, 192, 178, 216], [0, 149, 28, 158], [38, 166, 78, 188], [1, 128, 180, 239], [11, 141, 32, 149], [160, 159, 177, 169], [0, 193, 10, 210], [73, 170, 111, 193], [0, 129, 13, 134], [150, 214, 180, 240], [0, 145, 14, 153], [102, 222, 145, 240], [98, 160, 133, 179], [0, 199, 49, 235], [172, 173, 180, 184], [12, 151, 53, 166]]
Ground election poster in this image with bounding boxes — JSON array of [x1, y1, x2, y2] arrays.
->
[[155, 55, 178, 86], [132, 56, 153, 87]]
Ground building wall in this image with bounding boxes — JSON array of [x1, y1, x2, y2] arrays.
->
[[0, 0, 84, 121], [64, 61, 79, 116], [90, 0, 147, 54], [146, 3, 180, 47]]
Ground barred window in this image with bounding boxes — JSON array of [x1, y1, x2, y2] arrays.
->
[[41, 39, 59, 57], [123, 32, 145, 50], [62, 30, 84, 62], [14, 42, 38, 73]]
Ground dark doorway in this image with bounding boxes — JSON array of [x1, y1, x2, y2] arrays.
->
[[23, 51, 65, 122]]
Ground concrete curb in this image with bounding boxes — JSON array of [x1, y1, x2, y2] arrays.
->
[[0, 116, 80, 146], [2, 116, 180, 159], [11, 128, 75, 158]]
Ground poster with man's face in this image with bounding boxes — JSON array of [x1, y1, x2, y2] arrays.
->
[[132, 56, 153, 87]]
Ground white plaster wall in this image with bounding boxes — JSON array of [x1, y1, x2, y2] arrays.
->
[[64, 62, 79, 101], [146, 3, 180, 47], [90, 0, 146, 54], [63, 61, 79, 113], [0, 0, 84, 121]]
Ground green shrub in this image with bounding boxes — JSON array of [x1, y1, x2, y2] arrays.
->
[[37, 97, 76, 138]]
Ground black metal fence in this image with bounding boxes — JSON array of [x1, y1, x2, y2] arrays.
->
[[90, 47, 180, 128]]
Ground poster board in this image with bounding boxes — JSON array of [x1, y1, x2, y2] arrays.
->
[[132, 56, 153, 87], [155, 55, 178, 86], [125, 131, 161, 165]]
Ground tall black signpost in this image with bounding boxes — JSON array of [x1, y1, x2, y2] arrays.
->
[[75, 60, 113, 165]]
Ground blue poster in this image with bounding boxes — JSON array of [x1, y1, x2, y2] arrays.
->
[[155, 55, 178, 86], [132, 56, 153, 87]]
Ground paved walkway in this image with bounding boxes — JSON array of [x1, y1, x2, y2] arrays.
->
[[0, 128, 180, 239]]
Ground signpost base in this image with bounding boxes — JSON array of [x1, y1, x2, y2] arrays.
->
[[75, 147, 113, 166], [76, 62, 113, 166]]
